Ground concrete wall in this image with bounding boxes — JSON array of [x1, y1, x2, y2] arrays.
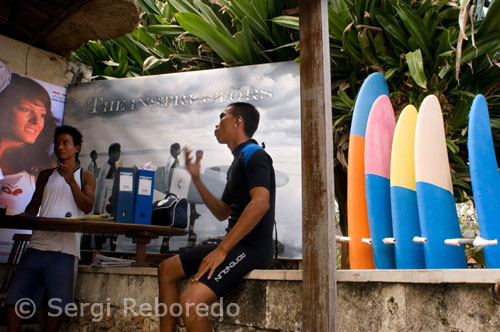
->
[[62, 268, 302, 332], [61, 267, 500, 332], [0, 35, 90, 86]]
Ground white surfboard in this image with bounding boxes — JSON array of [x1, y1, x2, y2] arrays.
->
[[169, 167, 225, 204], [205, 165, 289, 187]]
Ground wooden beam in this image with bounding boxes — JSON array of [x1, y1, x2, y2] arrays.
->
[[299, 0, 336, 331], [0, 0, 14, 24], [29, 0, 93, 45], [19, 2, 50, 20]]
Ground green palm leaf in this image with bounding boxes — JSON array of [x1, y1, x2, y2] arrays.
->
[[168, 0, 199, 14], [373, 8, 409, 49], [328, 5, 350, 40], [406, 49, 427, 89], [270, 16, 299, 30], [235, 17, 257, 65], [137, 0, 161, 15], [396, 2, 432, 60], [342, 24, 363, 64], [145, 25, 185, 35], [193, 0, 234, 39], [143, 56, 170, 71], [175, 12, 239, 64], [477, 0, 500, 38], [219, 0, 275, 46], [461, 34, 500, 64]]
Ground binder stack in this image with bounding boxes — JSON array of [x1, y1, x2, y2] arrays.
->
[[110, 167, 135, 223], [133, 169, 155, 225]]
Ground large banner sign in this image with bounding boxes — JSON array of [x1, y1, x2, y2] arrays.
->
[[0, 62, 66, 263], [64, 61, 302, 258]]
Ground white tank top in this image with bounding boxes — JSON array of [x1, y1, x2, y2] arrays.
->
[[29, 168, 85, 258]]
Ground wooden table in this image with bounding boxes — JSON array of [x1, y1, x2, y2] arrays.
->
[[0, 215, 187, 267]]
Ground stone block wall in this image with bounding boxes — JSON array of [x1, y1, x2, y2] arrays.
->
[[338, 282, 500, 332], [61, 268, 302, 332], [4, 263, 500, 331], [59, 267, 500, 332]]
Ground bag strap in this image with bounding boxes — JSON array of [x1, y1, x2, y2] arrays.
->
[[164, 192, 178, 199]]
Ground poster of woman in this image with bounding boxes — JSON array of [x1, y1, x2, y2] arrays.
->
[[0, 61, 66, 262]]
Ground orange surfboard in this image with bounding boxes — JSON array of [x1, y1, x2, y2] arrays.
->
[[347, 73, 389, 269]]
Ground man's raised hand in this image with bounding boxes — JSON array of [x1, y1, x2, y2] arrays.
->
[[184, 146, 200, 180]]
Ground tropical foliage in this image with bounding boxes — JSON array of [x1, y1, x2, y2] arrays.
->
[[72, 0, 500, 235], [273, 0, 500, 233], [72, 0, 299, 77]]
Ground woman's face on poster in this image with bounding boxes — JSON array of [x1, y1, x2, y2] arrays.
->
[[10, 97, 46, 144]]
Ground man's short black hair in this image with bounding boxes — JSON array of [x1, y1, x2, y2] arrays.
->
[[227, 102, 260, 138], [54, 125, 83, 147], [54, 125, 83, 163], [170, 143, 181, 155], [108, 143, 121, 154]]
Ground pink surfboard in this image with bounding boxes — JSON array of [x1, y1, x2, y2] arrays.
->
[[364, 95, 396, 268]]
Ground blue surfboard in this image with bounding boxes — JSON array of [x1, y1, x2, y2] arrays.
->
[[468, 94, 500, 268], [415, 95, 466, 269]]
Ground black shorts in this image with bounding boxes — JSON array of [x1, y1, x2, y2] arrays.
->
[[179, 243, 271, 298]]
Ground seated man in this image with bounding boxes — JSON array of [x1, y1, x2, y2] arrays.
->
[[5, 125, 96, 332], [158, 102, 276, 332]]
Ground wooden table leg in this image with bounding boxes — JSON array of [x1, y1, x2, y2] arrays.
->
[[131, 235, 152, 267]]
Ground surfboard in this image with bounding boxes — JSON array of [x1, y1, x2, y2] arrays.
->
[[468, 94, 500, 268], [414, 95, 466, 269], [364, 95, 396, 269], [205, 165, 290, 188], [390, 105, 426, 269], [347, 72, 389, 269], [168, 167, 225, 205]]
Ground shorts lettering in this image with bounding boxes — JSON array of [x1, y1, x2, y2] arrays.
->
[[214, 253, 246, 282]]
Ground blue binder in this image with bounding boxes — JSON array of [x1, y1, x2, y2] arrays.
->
[[111, 167, 135, 223], [134, 169, 155, 225]]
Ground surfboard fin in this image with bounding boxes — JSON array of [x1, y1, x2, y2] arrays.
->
[[413, 236, 427, 243], [382, 238, 396, 244], [361, 238, 372, 245], [444, 237, 498, 248]]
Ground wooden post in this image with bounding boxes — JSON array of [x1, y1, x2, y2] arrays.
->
[[299, 0, 336, 331]]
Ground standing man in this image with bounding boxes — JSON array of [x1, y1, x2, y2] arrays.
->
[[158, 102, 276, 332], [187, 149, 204, 248], [164, 142, 181, 193], [94, 142, 120, 250], [160, 142, 181, 253], [5, 125, 96, 332], [94, 143, 120, 215], [87, 149, 98, 176], [189, 149, 204, 219]]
